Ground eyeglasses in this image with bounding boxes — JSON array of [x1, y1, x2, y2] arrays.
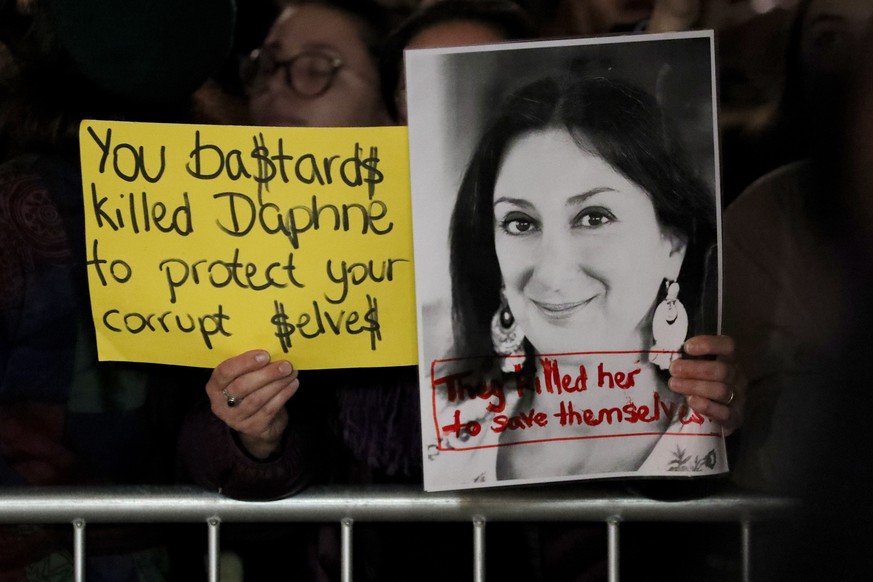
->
[[240, 48, 344, 97]]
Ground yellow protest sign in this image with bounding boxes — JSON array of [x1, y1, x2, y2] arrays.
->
[[80, 120, 417, 369]]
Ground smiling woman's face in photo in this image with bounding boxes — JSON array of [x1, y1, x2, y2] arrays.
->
[[492, 128, 686, 355]]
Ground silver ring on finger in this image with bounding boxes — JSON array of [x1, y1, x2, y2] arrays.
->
[[222, 388, 240, 408], [725, 388, 735, 406]]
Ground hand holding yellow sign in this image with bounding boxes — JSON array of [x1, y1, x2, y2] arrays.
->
[[80, 120, 417, 369]]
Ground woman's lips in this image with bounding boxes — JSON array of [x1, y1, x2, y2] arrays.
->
[[531, 297, 594, 320]]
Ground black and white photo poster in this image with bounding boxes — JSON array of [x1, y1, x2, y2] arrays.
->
[[406, 31, 726, 491]]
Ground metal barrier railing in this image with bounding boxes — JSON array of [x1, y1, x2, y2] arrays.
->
[[0, 483, 796, 582]]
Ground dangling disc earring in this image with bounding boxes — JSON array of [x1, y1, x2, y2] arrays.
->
[[650, 279, 688, 370], [491, 287, 526, 373]]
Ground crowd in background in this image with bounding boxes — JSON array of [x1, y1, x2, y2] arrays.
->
[[2, 0, 873, 581]]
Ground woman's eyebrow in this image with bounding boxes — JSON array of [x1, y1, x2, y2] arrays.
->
[[297, 41, 342, 55], [262, 40, 341, 57], [567, 187, 616, 206], [493, 187, 616, 208], [493, 196, 534, 208]]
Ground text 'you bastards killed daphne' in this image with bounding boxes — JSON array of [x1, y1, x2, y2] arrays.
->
[[79, 121, 417, 370]]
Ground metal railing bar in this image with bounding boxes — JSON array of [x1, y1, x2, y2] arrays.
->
[[341, 518, 353, 582], [0, 485, 798, 524], [607, 517, 620, 582], [73, 518, 85, 582], [207, 517, 220, 582], [741, 520, 752, 582], [473, 515, 485, 582]]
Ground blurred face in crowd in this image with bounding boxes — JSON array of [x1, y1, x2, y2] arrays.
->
[[246, 4, 389, 127], [570, 0, 655, 33], [406, 20, 508, 50], [395, 20, 509, 123], [800, 0, 873, 81]]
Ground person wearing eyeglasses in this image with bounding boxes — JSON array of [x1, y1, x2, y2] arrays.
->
[[176, 2, 471, 579], [180, 0, 402, 487], [241, 0, 392, 128]]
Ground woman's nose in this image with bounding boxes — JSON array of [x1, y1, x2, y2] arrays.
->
[[262, 68, 290, 95], [531, 228, 580, 290]]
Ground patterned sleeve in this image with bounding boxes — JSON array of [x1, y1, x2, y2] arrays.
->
[[0, 158, 80, 485]]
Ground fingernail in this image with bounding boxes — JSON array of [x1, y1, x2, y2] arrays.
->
[[255, 351, 269, 364], [278, 361, 293, 375]]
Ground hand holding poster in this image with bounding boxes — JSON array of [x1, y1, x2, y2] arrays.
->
[[406, 31, 728, 490], [80, 122, 417, 369]]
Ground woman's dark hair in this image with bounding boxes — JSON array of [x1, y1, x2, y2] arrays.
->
[[776, 0, 868, 237], [449, 74, 717, 360], [379, 0, 536, 121], [777, 0, 812, 132]]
